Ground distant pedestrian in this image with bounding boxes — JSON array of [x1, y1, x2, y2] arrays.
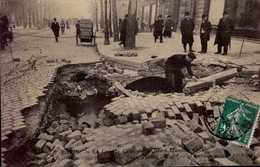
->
[[135, 18, 139, 35], [164, 53, 197, 93], [214, 11, 234, 55], [51, 18, 60, 42], [76, 20, 80, 37], [60, 20, 65, 35], [153, 15, 164, 43], [119, 14, 127, 48], [66, 21, 70, 29], [118, 18, 122, 36], [164, 15, 173, 38], [199, 14, 212, 53], [180, 12, 195, 52]]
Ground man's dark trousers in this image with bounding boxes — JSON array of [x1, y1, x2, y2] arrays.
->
[[217, 44, 228, 54], [200, 34, 208, 52], [165, 68, 183, 93]]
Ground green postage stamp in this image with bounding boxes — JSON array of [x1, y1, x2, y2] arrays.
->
[[216, 96, 260, 147]]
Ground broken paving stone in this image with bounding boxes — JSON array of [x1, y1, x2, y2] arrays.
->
[[183, 137, 204, 154], [27, 160, 45, 167], [65, 139, 77, 150], [38, 133, 54, 142], [97, 147, 116, 163], [114, 144, 139, 165], [151, 117, 166, 128], [142, 121, 155, 135]]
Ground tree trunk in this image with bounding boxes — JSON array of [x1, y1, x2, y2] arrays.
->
[[109, 0, 112, 37], [100, 0, 105, 29], [104, 0, 110, 45], [125, 0, 137, 49], [112, 0, 119, 42], [29, 5, 32, 28]]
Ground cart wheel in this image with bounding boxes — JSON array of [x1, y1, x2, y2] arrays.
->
[[93, 31, 96, 46], [76, 35, 78, 46]]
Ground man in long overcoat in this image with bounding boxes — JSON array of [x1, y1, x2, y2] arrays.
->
[[51, 18, 60, 42], [214, 12, 234, 55], [153, 15, 164, 43], [119, 15, 127, 48], [164, 15, 173, 38], [199, 14, 212, 53], [164, 53, 197, 93], [180, 12, 195, 52]]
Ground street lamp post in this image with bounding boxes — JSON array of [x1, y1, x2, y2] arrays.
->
[[104, 0, 110, 45]]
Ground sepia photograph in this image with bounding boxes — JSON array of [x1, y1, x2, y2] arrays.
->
[[1, 0, 260, 166]]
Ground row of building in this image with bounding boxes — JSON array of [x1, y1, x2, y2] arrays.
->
[[116, 0, 260, 39]]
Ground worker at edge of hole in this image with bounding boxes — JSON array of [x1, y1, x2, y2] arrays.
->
[[164, 52, 197, 93]]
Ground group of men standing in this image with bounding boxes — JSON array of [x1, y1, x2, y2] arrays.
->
[[153, 11, 233, 55], [0, 14, 10, 50]]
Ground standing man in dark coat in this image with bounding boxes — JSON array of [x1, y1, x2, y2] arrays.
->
[[153, 15, 164, 43], [164, 15, 173, 38], [164, 53, 197, 93], [199, 14, 212, 53], [118, 18, 122, 36], [51, 18, 60, 42], [119, 14, 127, 48], [135, 18, 139, 35], [180, 12, 195, 52], [214, 12, 234, 55]]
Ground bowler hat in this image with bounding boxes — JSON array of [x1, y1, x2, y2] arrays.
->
[[188, 52, 196, 59], [202, 14, 207, 18], [185, 12, 190, 16]]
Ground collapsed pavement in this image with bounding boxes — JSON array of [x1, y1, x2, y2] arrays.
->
[[2, 59, 260, 167]]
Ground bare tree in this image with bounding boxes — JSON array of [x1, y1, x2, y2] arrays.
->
[[125, 0, 137, 49], [100, 0, 105, 29]]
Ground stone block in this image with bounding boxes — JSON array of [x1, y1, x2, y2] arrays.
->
[[52, 159, 74, 167], [194, 100, 204, 113], [114, 144, 138, 165], [180, 112, 190, 122], [166, 109, 176, 119], [213, 106, 220, 118], [142, 121, 155, 135], [207, 146, 225, 158], [65, 139, 77, 150], [175, 102, 184, 111], [151, 111, 158, 119], [50, 145, 71, 161], [151, 118, 166, 128], [97, 147, 116, 163], [183, 137, 204, 154], [27, 160, 45, 167], [140, 113, 148, 121], [67, 130, 81, 141], [43, 142, 54, 153], [115, 115, 128, 124], [59, 129, 72, 141], [38, 133, 54, 142], [214, 158, 239, 166], [46, 127, 55, 135], [206, 102, 213, 115], [183, 103, 193, 113], [176, 123, 191, 132], [35, 140, 47, 153]]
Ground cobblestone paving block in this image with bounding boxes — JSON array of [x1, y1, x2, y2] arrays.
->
[[26, 160, 45, 167], [114, 144, 138, 165], [175, 102, 184, 111], [151, 117, 166, 128], [166, 109, 176, 119], [206, 102, 213, 115], [183, 103, 193, 113], [73, 141, 95, 153], [186, 99, 196, 110], [182, 137, 204, 154], [97, 146, 116, 163], [43, 142, 54, 153], [64, 139, 77, 150], [38, 133, 55, 142], [142, 121, 155, 135], [115, 115, 128, 124], [213, 106, 221, 118], [194, 100, 205, 113], [46, 127, 55, 135], [214, 158, 239, 166], [141, 113, 148, 121], [67, 130, 81, 141], [59, 129, 72, 141], [52, 159, 74, 167], [176, 122, 191, 132], [207, 146, 226, 158], [35, 139, 47, 153], [180, 112, 190, 122]]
